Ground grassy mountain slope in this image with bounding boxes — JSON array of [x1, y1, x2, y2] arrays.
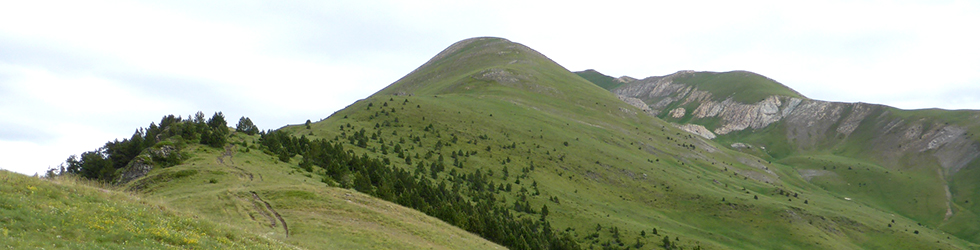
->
[[669, 71, 805, 103], [603, 69, 806, 105], [281, 37, 973, 249], [0, 170, 291, 249], [118, 132, 503, 250], [574, 69, 624, 90], [592, 67, 980, 246], [723, 105, 980, 242]]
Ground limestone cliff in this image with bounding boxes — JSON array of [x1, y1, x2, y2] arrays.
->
[[611, 70, 980, 177], [581, 69, 980, 238]]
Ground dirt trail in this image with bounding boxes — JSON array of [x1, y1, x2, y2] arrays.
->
[[218, 143, 285, 236], [939, 168, 954, 222], [251, 191, 289, 236], [247, 193, 277, 227], [216, 145, 254, 181]]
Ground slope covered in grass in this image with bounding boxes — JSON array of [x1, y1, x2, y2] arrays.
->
[[588, 64, 980, 245], [36, 36, 980, 249], [574, 69, 624, 90], [671, 70, 805, 103], [280, 37, 975, 249], [121, 132, 503, 250], [0, 170, 291, 249]]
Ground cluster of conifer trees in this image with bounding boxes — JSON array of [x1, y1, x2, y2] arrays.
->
[[62, 110, 582, 248], [258, 130, 581, 250], [58, 112, 234, 182]]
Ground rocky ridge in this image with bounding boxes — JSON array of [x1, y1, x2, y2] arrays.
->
[[603, 69, 980, 239], [611, 70, 980, 177]]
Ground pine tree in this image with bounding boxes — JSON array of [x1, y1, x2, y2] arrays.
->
[[203, 112, 228, 147], [236, 116, 260, 135], [541, 204, 549, 221]]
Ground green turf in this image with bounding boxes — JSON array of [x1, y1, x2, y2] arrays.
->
[[574, 69, 624, 90], [278, 37, 975, 249], [669, 71, 806, 103], [0, 170, 292, 249], [575, 55, 980, 248], [121, 134, 503, 250], [25, 36, 980, 249]]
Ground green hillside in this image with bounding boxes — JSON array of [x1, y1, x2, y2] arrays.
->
[[15, 113, 502, 249], [0, 170, 291, 249], [674, 71, 805, 103], [278, 37, 974, 249], [123, 133, 503, 250], [575, 69, 624, 90], [26, 36, 980, 249], [588, 64, 980, 247], [716, 105, 980, 243]]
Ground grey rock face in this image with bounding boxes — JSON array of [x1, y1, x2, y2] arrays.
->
[[669, 108, 686, 118], [116, 145, 178, 184], [836, 102, 875, 136], [782, 100, 846, 149], [617, 95, 654, 115], [674, 123, 717, 139], [699, 96, 785, 135], [117, 158, 153, 184], [611, 70, 980, 178]]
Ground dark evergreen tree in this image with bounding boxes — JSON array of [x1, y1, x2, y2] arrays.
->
[[202, 112, 228, 147], [236, 116, 260, 135], [541, 204, 549, 221], [262, 132, 580, 250]]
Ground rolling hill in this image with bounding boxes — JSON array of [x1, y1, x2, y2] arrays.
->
[[584, 68, 980, 246], [0, 169, 293, 249], [120, 133, 504, 249], [276, 37, 975, 249], [6, 117, 502, 249], [11, 36, 980, 249]]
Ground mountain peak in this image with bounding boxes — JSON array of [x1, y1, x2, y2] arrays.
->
[[377, 37, 579, 97]]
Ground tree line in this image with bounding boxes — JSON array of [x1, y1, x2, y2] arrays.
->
[[54, 112, 246, 183], [55, 110, 584, 248], [259, 130, 581, 250]]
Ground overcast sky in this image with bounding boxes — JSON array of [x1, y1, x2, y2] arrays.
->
[[2, 0, 979, 175]]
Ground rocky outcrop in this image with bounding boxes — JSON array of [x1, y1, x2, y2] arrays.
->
[[693, 96, 789, 135], [611, 70, 980, 178], [116, 145, 179, 184], [870, 118, 980, 176], [674, 123, 716, 139], [782, 100, 847, 149], [611, 71, 696, 113], [836, 102, 875, 136], [617, 76, 637, 83], [607, 69, 980, 239], [117, 157, 153, 184], [668, 108, 686, 118], [617, 95, 654, 115]]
